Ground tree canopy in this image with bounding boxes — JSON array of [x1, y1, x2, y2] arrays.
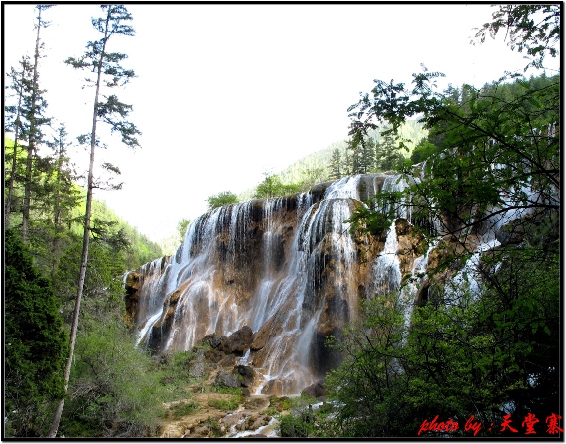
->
[[321, 4, 560, 438]]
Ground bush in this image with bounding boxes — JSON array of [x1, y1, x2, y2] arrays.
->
[[4, 229, 68, 437], [207, 397, 241, 411], [279, 413, 313, 437], [169, 400, 200, 419], [59, 322, 168, 437]]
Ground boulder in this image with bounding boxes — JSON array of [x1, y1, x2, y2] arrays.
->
[[235, 365, 255, 387], [214, 371, 240, 389], [188, 348, 206, 378], [261, 379, 283, 396], [301, 379, 326, 399], [220, 326, 253, 355], [251, 316, 275, 351]]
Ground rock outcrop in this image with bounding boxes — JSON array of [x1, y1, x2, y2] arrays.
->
[[125, 174, 432, 395]]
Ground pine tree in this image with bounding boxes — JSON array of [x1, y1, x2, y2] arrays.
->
[[375, 132, 403, 171], [22, 5, 53, 244], [43, 125, 81, 280], [49, 5, 140, 437], [5, 228, 67, 437], [4, 57, 32, 229], [328, 148, 342, 180], [346, 138, 362, 174], [359, 136, 376, 174]]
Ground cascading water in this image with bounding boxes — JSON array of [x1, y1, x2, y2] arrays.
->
[[128, 174, 406, 394], [125, 171, 527, 395]]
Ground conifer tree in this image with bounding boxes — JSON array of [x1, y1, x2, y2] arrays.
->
[[375, 132, 403, 171], [360, 136, 376, 173], [328, 148, 342, 180], [43, 125, 81, 280], [345, 138, 362, 174], [5, 228, 67, 437], [48, 5, 140, 437], [4, 57, 32, 228], [22, 5, 53, 244]]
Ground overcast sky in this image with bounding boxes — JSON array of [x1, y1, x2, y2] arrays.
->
[[4, 3, 558, 243]]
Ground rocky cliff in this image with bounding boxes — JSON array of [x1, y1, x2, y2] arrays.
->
[[124, 174, 431, 395]]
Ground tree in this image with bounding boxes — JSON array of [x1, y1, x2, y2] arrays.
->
[[473, 4, 560, 71], [177, 218, 191, 239], [333, 4, 560, 437], [375, 133, 403, 172], [21, 5, 54, 245], [43, 125, 81, 279], [4, 229, 68, 437], [409, 137, 440, 164], [328, 148, 342, 180], [345, 138, 363, 175], [254, 172, 301, 199], [207, 191, 239, 210], [4, 57, 32, 229], [299, 166, 326, 191], [49, 5, 141, 437], [50, 230, 166, 437], [326, 294, 416, 437]]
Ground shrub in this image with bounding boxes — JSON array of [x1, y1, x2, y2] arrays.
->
[[169, 400, 200, 419]]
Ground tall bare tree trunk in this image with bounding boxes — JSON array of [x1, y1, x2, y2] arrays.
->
[[48, 11, 109, 439], [22, 7, 43, 244], [5, 63, 26, 229], [51, 132, 64, 280]]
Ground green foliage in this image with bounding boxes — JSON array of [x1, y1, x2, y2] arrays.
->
[[474, 4, 560, 70], [279, 413, 314, 437], [3, 137, 161, 277], [276, 394, 325, 437], [299, 166, 326, 192], [375, 132, 405, 171], [177, 218, 191, 240], [327, 7, 560, 437], [207, 191, 239, 210], [346, 136, 376, 174], [168, 400, 201, 419], [155, 350, 199, 390], [65, 4, 140, 149], [277, 140, 347, 187], [59, 322, 167, 437], [89, 199, 162, 270], [325, 295, 412, 437], [207, 397, 241, 411], [409, 137, 440, 164], [327, 148, 342, 180], [204, 417, 223, 437], [348, 70, 559, 244], [209, 385, 243, 395], [4, 228, 68, 437], [253, 172, 302, 199]]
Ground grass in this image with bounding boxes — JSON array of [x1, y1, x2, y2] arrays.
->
[[168, 400, 201, 419], [207, 397, 241, 411], [209, 385, 243, 395]]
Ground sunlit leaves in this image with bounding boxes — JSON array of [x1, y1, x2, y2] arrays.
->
[[473, 5, 560, 70]]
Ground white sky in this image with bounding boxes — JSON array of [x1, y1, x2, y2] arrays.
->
[[3, 3, 559, 243]]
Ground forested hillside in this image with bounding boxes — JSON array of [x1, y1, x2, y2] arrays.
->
[[4, 137, 162, 271], [236, 120, 427, 202]]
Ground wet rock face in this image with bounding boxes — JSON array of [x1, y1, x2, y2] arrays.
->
[[125, 174, 432, 395], [219, 326, 253, 355], [301, 379, 326, 400]]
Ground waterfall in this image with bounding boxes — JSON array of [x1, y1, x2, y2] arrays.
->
[[126, 171, 521, 395], [368, 220, 402, 297]]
